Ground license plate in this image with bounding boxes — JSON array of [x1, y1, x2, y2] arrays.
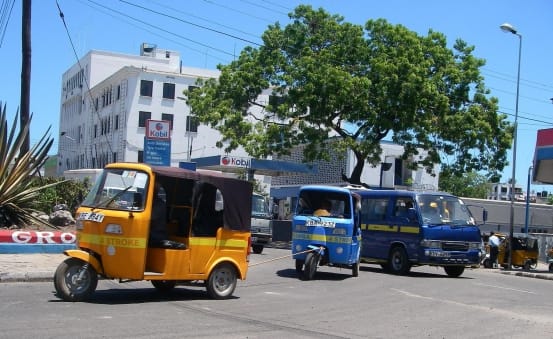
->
[[77, 212, 105, 223], [251, 236, 258, 242]]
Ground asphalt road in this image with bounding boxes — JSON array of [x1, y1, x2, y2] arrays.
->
[[1, 247, 553, 338]]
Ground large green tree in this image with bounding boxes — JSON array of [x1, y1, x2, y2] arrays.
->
[[438, 170, 490, 198], [186, 5, 512, 185]]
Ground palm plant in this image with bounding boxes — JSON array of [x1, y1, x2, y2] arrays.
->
[[0, 102, 61, 229]]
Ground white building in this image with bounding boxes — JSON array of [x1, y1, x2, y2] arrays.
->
[[57, 43, 226, 175]]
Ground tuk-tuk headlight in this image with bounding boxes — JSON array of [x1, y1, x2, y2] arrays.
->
[[421, 239, 441, 249], [105, 223, 123, 234], [332, 228, 346, 235]]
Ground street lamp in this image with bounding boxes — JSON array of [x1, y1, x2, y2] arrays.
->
[[500, 22, 522, 270], [525, 165, 533, 234]]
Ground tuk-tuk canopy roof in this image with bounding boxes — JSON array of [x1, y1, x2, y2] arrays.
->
[[149, 165, 253, 231]]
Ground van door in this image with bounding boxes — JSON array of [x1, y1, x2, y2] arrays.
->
[[360, 196, 393, 260], [389, 196, 420, 259]]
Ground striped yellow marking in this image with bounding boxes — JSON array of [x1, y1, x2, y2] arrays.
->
[[78, 233, 147, 249], [188, 237, 247, 249], [367, 224, 398, 232], [399, 226, 420, 234], [292, 232, 353, 244]]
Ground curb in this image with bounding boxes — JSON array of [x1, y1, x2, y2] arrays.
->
[[0, 271, 55, 283], [0, 243, 75, 254]]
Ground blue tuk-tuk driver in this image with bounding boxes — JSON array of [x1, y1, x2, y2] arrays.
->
[[314, 199, 332, 217]]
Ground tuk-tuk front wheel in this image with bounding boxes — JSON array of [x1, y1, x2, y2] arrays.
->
[[206, 263, 237, 299], [302, 252, 318, 280], [54, 257, 98, 302]]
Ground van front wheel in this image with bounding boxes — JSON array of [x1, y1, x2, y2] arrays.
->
[[206, 263, 237, 299], [388, 247, 411, 275], [444, 265, 465, 277]]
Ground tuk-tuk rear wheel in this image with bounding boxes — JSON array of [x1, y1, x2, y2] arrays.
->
[[549, 263, 553, 273], [206, 263, 237, 299], [352, 260, 359, 277], [54, 257, 98, 302], [295, 259, 304, 273]]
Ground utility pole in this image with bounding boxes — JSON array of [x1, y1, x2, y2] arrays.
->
[[20, 0, 31, 155]]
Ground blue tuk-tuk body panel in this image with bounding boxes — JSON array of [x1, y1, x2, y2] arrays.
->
[[292, 185, 361, 273]]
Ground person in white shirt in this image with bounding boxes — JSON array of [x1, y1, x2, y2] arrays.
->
[[488, 232, 501, 268]]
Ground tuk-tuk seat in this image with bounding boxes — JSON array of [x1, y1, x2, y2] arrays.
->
[[169, 205, 192, 237]]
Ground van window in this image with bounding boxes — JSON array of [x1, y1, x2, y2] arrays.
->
[[361, 198, 389, 221], [393, 197, 415, 218]]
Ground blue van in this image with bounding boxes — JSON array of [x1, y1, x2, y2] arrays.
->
[[355, 189, 484, 277]]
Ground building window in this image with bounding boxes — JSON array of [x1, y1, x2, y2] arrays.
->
[[115, 115, 119, 130], [188, 85, 199, 92], [138, 111, 151, 127], [162, 113, 174, 130], [140, 80, 153, 97], [94, 124, 97, 138], [163, 83, 175, 99], [138, 150, 144, 163], [186, 116, 199, 133], [113, 152, 117, 163], [116, 85, 121, 100]]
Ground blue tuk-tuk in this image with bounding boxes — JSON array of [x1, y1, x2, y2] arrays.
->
[[292, 185, 361, 280]]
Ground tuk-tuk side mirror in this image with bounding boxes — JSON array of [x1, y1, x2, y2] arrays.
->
[[483, 210, 488, 223], [132, 192, 143, 209]]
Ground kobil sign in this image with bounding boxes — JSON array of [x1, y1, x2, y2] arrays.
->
[[144, 120, 171, 166]]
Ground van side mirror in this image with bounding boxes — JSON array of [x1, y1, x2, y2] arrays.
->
[[407, 208, 418, 222]]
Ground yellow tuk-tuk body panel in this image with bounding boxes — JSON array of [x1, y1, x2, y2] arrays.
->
[[63, 249, 103, 274], [76, 207, 151, 280]]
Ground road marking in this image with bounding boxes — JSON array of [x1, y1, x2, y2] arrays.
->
[[391, 288, 552, 324], [473, 282, 536, 294]]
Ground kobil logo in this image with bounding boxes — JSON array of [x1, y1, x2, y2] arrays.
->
[[146, 120, 170, 140], [221, 156, 251, 168]]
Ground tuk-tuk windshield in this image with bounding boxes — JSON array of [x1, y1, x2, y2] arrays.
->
[[81, 169, 149, 211], [297, 190, 352, 219], [417, 194, 475, 226]]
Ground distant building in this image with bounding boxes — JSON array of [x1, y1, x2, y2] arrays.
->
[[487, 183, 528, 202]]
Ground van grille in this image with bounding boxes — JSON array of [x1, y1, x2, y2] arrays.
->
[[442, 242, 468, 251]]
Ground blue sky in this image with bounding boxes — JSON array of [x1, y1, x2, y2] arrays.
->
[[1, 0, 552, 192]]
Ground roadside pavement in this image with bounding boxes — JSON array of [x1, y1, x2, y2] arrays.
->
[[1, 250, 553, 283]]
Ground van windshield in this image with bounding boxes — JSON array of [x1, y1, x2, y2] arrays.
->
[[81, 169, 148, 211], [252, 194, 270, 218], [418, 194, 475, 226]]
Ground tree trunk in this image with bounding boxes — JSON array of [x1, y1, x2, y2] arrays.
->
[[20, 0, 31, 155], [348, 151, 366, 185]]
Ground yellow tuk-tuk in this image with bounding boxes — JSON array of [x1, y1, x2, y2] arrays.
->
[[498, 233, 539, 270], [54, 163, 253, 301]]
